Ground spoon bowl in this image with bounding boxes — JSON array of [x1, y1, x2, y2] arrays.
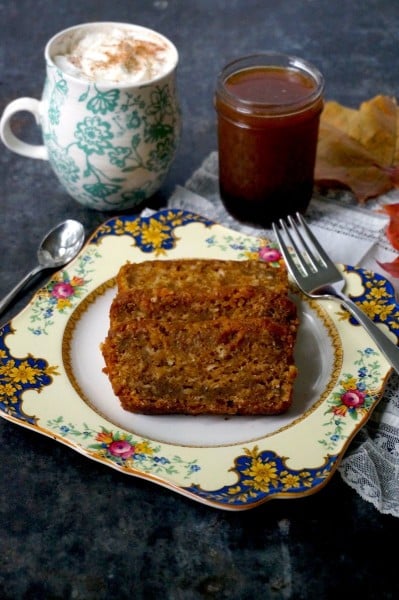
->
[[0, 219, 85, 318], [37, 219, 85, 268]]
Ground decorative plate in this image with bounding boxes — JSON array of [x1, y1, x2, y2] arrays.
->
[[0, 208, 397, 510]]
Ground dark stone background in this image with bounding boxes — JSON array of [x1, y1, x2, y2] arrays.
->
[[1, 1, 399, 598]]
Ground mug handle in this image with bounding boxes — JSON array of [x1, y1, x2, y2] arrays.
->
[[0, 97, 48, 160]]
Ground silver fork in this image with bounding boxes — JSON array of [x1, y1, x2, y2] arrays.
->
[[272, 212, 399, 374]]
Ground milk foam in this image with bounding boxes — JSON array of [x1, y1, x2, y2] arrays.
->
[[52, 25, 175, 84]]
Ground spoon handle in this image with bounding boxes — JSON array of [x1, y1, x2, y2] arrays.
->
[[0, 264, 45, 317]]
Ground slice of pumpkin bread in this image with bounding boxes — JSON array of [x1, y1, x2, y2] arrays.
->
[[101, 258, 299, 415]]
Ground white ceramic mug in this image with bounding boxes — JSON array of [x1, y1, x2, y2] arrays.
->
[[0, 22, 181, 211]]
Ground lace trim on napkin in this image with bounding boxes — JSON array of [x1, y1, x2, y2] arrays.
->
[[167, 150, 399, 517]]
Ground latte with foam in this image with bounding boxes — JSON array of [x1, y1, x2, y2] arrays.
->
[[52, 23, 176, 85]]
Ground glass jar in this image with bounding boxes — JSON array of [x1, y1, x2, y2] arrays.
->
[[214, 52, 324, 226]]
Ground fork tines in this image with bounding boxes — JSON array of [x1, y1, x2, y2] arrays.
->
[[272, 212, 328, 276]]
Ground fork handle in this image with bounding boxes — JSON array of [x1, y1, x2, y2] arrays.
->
[[337, 292, 399, 374]]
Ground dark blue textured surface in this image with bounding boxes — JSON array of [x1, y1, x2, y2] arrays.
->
[[1, 1, 399, 598]]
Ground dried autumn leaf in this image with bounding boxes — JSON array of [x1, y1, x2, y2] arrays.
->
[[315, 95, 399, 203], [378, 203, 399, 250], [374, 203, 399, 278], [377, 257, 399, 278]]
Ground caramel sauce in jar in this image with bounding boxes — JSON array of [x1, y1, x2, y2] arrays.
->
[[214, 53, 324, 226]]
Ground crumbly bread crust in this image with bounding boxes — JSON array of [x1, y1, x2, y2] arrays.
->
[[102, 316, 297, 415], [109, 285, 297, 326], [102, 258, 299, 415], [116, 258, 289, 293]]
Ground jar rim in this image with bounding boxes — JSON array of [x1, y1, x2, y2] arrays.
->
[[216, 52, 324, 115]]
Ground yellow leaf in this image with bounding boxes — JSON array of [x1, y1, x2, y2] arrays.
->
[[315, 95, 399, 203]]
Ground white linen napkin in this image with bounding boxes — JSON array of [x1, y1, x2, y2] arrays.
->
[[167, 150, 399, 517]]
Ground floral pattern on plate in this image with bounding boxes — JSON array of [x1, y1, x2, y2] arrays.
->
[[0, 208, 396, 510]]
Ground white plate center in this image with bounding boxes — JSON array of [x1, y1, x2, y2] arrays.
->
[[68, 287, 338, 447]]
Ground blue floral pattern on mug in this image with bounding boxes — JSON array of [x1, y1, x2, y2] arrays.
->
[[42, 66, 180, 210]]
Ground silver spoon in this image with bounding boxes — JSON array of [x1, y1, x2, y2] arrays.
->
[[0, 219, 85, 317]]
